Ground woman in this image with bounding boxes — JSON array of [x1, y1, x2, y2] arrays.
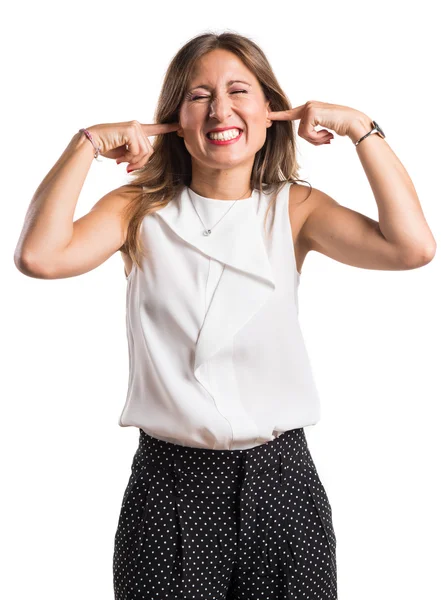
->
[[14, 31, 435, 600]]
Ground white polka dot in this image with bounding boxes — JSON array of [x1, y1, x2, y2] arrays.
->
[[113, 427, 337, 599]]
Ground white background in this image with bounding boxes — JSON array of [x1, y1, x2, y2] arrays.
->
[[3, 1, 444, 599]]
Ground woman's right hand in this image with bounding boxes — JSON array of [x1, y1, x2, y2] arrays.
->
[[86, 120, 180, 171]]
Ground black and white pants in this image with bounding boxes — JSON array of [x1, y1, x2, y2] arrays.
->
[[113, 427, 337, 599]]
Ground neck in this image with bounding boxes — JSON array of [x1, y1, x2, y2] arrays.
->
[[188, 183, 252, 201]]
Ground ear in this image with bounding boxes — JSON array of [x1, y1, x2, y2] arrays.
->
[[176, 112, 184, 138], [265, 100, 273, 129]]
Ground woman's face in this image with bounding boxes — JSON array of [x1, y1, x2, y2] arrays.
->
[[177, 49, 272, 169]]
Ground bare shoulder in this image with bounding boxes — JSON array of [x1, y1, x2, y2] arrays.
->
[[289, 183, 337, 274], [90, 184, 142, 216], [114, 185, 143, 276], [90, 183, 141, 241], [288, 182, 317, 245], [289, 183, 334, 247], [89, 184, 142, 278]]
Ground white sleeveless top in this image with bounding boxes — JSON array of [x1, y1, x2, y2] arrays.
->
[[118, 181, 321, 450]]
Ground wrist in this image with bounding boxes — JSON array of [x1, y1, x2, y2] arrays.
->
[[347, 114, 374, 144], [75, 129, 96, 154], [78, 127, 102, 160]]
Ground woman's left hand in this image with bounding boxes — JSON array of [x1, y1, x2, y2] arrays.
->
[[267, 100, 367, 145]]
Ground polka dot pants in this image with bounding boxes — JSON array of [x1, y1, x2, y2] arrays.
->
[[113, 427, 337, 599]]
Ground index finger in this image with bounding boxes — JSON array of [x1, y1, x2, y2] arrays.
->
[[268, 105, 305, 121], [141, 122, 180, 136]]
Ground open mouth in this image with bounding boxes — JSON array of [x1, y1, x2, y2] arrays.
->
[[205, 129, 243, 144]]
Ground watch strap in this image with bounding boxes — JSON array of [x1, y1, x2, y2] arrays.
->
[[355, 120, 385, 147]]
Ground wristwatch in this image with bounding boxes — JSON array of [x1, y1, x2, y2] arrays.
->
[[355, 120, 385, 146]]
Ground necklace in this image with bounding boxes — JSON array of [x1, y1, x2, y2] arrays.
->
[[187, 185, 253, 236]]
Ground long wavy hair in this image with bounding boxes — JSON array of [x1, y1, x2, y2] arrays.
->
[[121, 31, 312, 270]]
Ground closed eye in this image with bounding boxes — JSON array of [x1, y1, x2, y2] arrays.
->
[[190, 90, 248, 101]]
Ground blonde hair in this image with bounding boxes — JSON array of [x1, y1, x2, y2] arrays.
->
[[122, 30, 312, 270]]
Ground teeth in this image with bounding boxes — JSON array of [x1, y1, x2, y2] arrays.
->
[[208, 128, 241, 141]]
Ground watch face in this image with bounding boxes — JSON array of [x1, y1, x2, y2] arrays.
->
[[373, 120, 385, 138]]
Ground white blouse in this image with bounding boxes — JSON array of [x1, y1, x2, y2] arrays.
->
[[118, 181, 321, 450]]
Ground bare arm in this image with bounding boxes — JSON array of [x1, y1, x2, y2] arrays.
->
[[14, 131, 98, 275], [14, 130, 139, 279], [14, 120, 180, 279], [32, 186, 137, 279], [295, 117, 436, 273]]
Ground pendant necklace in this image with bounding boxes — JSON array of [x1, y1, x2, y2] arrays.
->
[[187, 185, 252, 236]]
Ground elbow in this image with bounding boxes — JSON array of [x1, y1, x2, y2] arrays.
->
[[401, 243, 437, 269], [13, 251, 53, 279]]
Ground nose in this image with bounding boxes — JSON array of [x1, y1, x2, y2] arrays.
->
[[209, 94, 233, 121]]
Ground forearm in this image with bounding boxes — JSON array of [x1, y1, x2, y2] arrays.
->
[[14, 131, 96, 266], [348, 114, 436, 259]]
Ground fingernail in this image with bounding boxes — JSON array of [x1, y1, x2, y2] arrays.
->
[[127, 168, 134, 173]]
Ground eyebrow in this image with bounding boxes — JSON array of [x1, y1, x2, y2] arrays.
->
[[188, 80, 252, 92]]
